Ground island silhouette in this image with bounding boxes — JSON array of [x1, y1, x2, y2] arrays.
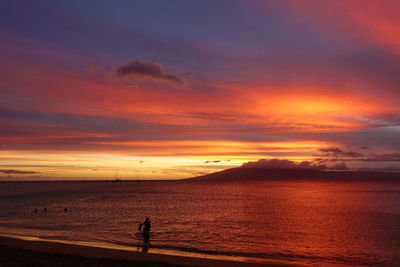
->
[[187, 167, 400, 182]]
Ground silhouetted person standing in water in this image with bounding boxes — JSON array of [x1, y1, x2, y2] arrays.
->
[[139, 217, 151, 235], [138, 218, 151, 253]]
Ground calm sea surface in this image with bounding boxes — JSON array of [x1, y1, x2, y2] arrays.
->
[[0, 180, 399, 266]]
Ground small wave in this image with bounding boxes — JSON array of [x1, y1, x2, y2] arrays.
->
[[0, 222, 73, 232], [115, 241, 378, 266], [0, 232, 382, 266]]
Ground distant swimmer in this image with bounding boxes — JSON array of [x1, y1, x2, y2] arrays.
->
[[139, 217, 151, 235], [34, 208, 37, 213], [44, 207, 47, 212], [64, 208, 68, 212]]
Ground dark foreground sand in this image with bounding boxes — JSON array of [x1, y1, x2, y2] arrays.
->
[[0, 236, 296, 267]]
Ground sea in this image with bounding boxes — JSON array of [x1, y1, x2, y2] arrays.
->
[[0, 180, 399, 266]]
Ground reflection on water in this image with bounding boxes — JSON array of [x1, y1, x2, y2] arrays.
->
[[141, 233, 150, 253], [0, 180, 399, 266], [133, 231, 150, 253]]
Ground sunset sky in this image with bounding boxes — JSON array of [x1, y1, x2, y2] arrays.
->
[[1, 1, 400, 180]]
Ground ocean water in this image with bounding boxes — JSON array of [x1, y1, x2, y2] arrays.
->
[[0, 180, 399, 266]]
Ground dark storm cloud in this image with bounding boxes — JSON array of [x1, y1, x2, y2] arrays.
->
[[0, 169, 37, 174], [117, 59, 185, 85]]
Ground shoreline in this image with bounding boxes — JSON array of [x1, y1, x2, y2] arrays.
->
[[0, 234, 297, 267]]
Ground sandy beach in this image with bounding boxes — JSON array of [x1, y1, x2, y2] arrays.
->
[[0, 235, 296, 267]]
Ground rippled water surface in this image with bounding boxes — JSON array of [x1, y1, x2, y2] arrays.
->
[[1, 180, 400, 266]]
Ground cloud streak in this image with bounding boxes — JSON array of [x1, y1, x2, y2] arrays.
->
[[362, 153, 400, 162], [0, 169, 37, 174], [241, 158, 349, 170], [318, 147, 363, 158], [116, 59, 185, 86]]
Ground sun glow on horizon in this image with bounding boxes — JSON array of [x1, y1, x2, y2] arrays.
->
[[0, 139, 334, 180]]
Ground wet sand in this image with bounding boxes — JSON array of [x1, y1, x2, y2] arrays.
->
[[0, 236, 296, 267]]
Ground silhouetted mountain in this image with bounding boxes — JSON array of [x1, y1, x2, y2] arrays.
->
[[187, 168, 400, 181]]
